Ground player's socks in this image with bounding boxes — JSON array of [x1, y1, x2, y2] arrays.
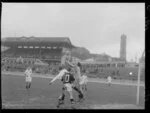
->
[[27, 85, 29, 89], [73, 86, 84, 101], [60, 93, 65, 100], [79, 93, 83, 99], [78, 93, 84, 102], [85, 86, 87, 91], [70, 99, 75, 104], [58, 94, 65, 105], [73, 86, 83, 95], [29, 83, 31, 88], [57, 99, 64, 108], [26, 84, 28, 89]]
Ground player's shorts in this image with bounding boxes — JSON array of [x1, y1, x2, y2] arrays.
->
[[79, 77, 88, 85], [79, 81, 87, 85], [63, 83, 73, 92], [26, 77, 32, 82], [73, 78, 80, 88], [108, 80, 111, 83]]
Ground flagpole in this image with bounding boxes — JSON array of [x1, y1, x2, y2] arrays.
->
[[136, 50, 145, 105], [136, 60, 141, 105]]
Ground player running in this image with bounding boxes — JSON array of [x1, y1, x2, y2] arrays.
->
[[49, 66, 83, 108], [107, 75, 112, 86], [24, 66, 32, 89]]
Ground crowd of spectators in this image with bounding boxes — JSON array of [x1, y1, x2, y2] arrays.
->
[[1, 58, 60, 75], [1, 57, 145, 81]]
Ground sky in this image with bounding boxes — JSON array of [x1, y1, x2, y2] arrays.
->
[[1, 3, 145, 61]]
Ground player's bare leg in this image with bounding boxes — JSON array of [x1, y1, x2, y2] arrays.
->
[[83, 84, 87, 100], [68, 91, 75, 104], [84, 84, 87, 91], [57, 95, 65, 108], [80, 85, 84, 94], [26, 82, 29, 89], [26, 83, 28, 89], [28, 82, 31, 89]]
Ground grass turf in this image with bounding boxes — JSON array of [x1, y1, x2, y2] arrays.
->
[[2, 74, 145, 109]]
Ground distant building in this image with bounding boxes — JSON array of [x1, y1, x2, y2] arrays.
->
[[120, 34, 127, 61]]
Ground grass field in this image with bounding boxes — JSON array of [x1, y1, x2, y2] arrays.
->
[[1, 72, 145, 109]]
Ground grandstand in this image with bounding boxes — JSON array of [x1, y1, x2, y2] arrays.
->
[[1, 37, 75, 64], [1, 37, 75, 74]]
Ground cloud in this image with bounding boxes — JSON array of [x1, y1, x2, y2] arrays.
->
[[126, 37, 145, 61]]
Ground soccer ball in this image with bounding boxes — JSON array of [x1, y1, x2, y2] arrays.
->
[[129, 72, 133, 75]]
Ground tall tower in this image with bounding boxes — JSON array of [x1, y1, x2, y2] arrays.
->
[[120, 34, 127, 61]]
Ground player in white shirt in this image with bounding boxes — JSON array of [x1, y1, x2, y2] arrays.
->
[[74, 62, 82, 88], [60, 50, 84, 100], [61, 50, 74, 68], [24, 66, 32, 89], [79, 71, 88, 94], [107, 75, 112, 86], [49, 66, 83, 108]]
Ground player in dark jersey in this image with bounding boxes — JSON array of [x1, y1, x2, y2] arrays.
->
[[49, 66, 83, 108]]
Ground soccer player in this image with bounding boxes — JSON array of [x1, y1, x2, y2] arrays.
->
[[49, 66, 83, 108], [74, 62, 82, 89], [61, 50, 84, 99], [61, 49, 81, 87], [72, 62, 86, 102], [79, 70, 88, 92], [107, 75, 112, 86], [61, 50, 74, 68], [24, 66, 32, 89]]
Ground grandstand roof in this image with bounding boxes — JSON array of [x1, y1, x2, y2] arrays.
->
[[2, 37, 75, 48]]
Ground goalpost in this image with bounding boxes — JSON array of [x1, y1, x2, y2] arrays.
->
[[136, 49, 145, 105]]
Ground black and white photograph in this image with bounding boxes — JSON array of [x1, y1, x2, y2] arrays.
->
[[1, 3, 145, 109]]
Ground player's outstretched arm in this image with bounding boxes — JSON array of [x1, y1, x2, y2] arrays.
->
[[49, 70, 64, 85]]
